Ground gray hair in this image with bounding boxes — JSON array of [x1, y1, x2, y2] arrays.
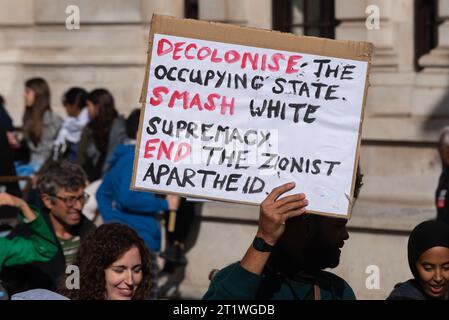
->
[[37, 160, 87, 196]]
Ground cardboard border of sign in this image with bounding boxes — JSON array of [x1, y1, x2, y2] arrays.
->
[[131, 14, 373, 219]]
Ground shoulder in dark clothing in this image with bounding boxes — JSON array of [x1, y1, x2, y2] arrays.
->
[[386, 279, 428, 300], [205, 262, 354, 300], [318, 270, 353, 298], [0, 101, 14, 131]]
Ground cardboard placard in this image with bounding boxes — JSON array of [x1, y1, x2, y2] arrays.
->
[[131, 15, 373, 218]]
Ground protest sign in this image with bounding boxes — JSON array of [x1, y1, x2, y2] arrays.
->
[[131, 15, 372, 218]]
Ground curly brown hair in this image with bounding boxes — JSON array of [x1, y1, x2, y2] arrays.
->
[[59, 223, 152, 300]]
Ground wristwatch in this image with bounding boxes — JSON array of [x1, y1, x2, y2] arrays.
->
[[252, 236, 274, 252]]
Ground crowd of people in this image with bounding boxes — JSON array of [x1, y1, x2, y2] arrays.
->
[[0, 77, 448, 300], [0, 78, 191, 300]]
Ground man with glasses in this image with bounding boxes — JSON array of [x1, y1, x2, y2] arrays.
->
[[1, 160, 96, 294]]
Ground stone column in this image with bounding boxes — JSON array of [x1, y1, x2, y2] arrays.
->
[[336, 0, 414, 72], [0, 0, 182, 124], [334, 0, 440, 206], [0, 0, 34, 25], [413, 0, 449, 129], [140, 0, 184, 24], [0, 0, 35, 125], [419, 0, 449, 69], [199, 0, 271, 29]]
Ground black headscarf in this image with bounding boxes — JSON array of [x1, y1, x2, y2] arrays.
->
[[408, 220, 449, 279]]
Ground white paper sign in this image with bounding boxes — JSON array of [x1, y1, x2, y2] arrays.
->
[[133, 33, 368, 217]]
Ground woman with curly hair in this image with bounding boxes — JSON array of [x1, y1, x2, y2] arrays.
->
[[59, 223, 152, 300], [76, 88, 126, 182]]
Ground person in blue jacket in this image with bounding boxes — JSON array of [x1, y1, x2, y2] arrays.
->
[[96, 108, 179, 299]]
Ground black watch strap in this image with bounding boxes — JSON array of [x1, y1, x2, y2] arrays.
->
[[252, 236, 274, 252]]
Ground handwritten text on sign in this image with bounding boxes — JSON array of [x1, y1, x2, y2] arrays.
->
[[134, 34, 368, 216]]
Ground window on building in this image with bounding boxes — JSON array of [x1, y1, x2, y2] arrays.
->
[[415, 0, 439, 71], [185, 0, 199, 19], [272, 0, 338, 39]]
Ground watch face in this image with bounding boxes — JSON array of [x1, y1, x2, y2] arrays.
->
[[254, 237, 264, 249], [253, 237, 272, 252]]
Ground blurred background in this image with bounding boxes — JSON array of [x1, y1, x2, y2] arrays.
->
[[0, 0, 447, 299]]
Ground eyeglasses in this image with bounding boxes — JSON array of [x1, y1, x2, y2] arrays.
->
[[50, 192, 90, 207]]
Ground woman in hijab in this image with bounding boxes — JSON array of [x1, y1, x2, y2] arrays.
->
[[387, 220, 449, 300]]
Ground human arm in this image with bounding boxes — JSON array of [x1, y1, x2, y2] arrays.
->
[[0, 193, 58, 270], [240, 182, 308, 275], [6, 131, 19, 149], [203, 183, 308, 300], [166, 195, 180, 212], [0, 192, 37, 222]]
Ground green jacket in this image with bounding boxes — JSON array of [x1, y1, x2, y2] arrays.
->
[[0, 210, 58, 271], [203, 262, 356, 300]]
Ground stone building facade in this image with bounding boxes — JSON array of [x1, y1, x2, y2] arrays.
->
[[1, 0, 448, 299]]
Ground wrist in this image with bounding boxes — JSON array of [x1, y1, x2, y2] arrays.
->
[[19, 202, 36, 221], [252, 236, 275, 253], [17, 199, 27, 211], [255, 230, 277, 246]]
